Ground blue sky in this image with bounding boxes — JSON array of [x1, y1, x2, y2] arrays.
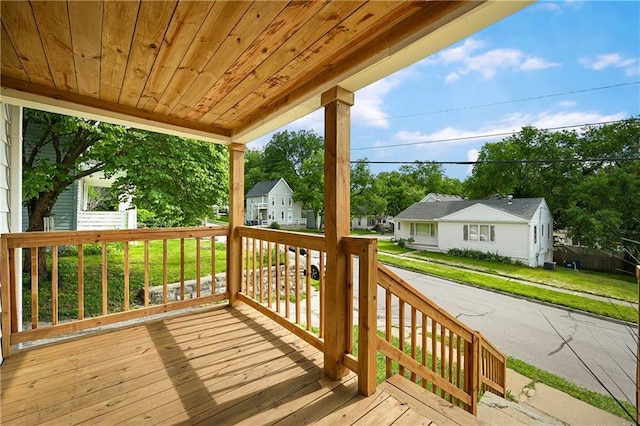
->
[[250, 1, 639, 180]]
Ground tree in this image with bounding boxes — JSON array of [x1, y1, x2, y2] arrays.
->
[[23, 109, 228, 276], [351, 159, 386, 219], [376, 171, 424, 216], [464, 119, 640, 252]]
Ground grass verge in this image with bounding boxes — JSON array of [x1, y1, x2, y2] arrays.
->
[[378, 253, 638, 323], [507, 356, 637, 423]]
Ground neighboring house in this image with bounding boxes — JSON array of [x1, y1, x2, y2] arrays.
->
[[20, 123, 136, 232], [351, 214, 393, 231], [419, 193, 464, 203], [245, 178, 306, 228], [394, 196, 553, 267]]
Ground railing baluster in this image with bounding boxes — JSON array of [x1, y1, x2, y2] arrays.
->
[[258, 239, 264, 303], [284, 243, 290, 319], [305, 250, 311, 330], [267, 241, 272, 310], [399, 299, 405, 377], [180, 238, 185, 301], [78, 244, 84, 318], [431, 317, 437, 396], [163, 239, 168, 305], [211, 236, 216, 293], [144, 240, 149, 307], [294, 248, 300, 325], [440, 324, 446, 400], [319, 253, 324, 338], [456, 333, 462, 406], [347, 254, 353, 354], [421, 313, 427, 389], [385, 289, 392, 378], [252, 238, 257, 299], [102, 242, 107, 315], [52, 245, 58, 325], [244, 237, 249, 293], [275, 243, 280, 314], [124, 242, 130, 311], [196, 237, 201, 298], [31, 247, 38, 330], [410, 306, 417, 382], [449, 328, 454, 401]]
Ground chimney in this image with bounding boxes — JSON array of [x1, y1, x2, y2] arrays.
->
[[507, 195, 513, 205]]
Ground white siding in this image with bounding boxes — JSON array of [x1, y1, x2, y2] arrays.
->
[[528, 202, 554, 267], [441, 203, 527, 223]]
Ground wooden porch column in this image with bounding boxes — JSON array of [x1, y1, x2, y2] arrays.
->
[[322, 86, 354, 379], [227, 143, 246, 306]]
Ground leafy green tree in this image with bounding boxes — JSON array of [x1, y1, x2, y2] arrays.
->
[[244, 148, 267, 196], [350, 159, 386, 219], [23, 109, 228, 275], [376, 171, 424, 216]]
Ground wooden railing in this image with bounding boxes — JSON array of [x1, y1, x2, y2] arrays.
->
[[237, 226, 326, 352], [374, 263, 506, 415], [0, 226, 229, 356]]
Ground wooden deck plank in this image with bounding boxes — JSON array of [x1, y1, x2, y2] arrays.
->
[[1, 305, 467, 426]]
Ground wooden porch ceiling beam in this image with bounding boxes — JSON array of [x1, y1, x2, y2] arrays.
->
[[0, 78, 232, 145]]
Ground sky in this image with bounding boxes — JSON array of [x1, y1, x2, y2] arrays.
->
[[248, 0, 640, 181]]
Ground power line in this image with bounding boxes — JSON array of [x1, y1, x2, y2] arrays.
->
[[353, 81, 640, 123], [351, 119, 631, 151], [354, 157, 640, 166]]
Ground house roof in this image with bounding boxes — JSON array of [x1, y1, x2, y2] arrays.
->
[[0, 1, 531, 145], [246, 179, 289, 198], [395, 198, 547, 222], [420, 193, 465, 202]]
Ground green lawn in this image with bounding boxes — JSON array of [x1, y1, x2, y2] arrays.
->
[[377, 253, 638, 323], [408, 250, 637, 303], [25, 239, 227, 322]]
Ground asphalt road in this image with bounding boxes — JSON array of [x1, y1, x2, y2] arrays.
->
[[368, 264, 637, 404]]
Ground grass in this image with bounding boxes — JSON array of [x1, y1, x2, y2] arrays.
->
[[24, 239, 227, 322], [408, 250, 637, 303], [507, 356, 637, 423], [377, 240, 415, 255], [378, 253, 638, 323]]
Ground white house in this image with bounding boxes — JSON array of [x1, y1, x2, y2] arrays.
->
[[394, 196, 553, 267], [245, 178, 306, 228]]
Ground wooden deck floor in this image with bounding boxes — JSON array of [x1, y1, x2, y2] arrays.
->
[[1, 305, 484, 425]]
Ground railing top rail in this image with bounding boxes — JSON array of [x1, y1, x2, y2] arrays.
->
[[478, 332, 506, 361], [378, 263, 473, 341], [238, 226, 326, 252], [342, 235, 378, 255], [2, 226, 229, 248]]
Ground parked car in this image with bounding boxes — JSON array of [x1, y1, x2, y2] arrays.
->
[[286, 246, 323, 280]]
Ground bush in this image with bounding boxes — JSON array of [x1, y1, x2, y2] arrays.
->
[[269, 221, 280, 229], [396, 237, 414, 248], [446, 248, 522, 264]]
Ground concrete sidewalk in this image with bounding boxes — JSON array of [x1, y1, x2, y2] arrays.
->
[[478, 368, 634, 425]]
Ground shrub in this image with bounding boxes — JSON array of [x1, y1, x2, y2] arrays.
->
[[396, 237, 414, 248], [446, 248, 520, 264], [269, 221, 280, 229]]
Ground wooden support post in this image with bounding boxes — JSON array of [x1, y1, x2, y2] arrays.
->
[[322, 86, 354, 380], [466, 333, 480, 415], [228, 143, 246, 306], [1, 237, 11, 358], [358, 238, 378, 395]]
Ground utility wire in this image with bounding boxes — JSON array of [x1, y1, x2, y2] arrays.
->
[[352, 119, 631, 151], [354, 157, 640, 166], [353, 81, 639, 123]]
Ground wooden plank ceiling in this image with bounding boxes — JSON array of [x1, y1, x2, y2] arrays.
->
[[0, 1, 525, 144]]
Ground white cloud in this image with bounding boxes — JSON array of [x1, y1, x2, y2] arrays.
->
[[557, 100, 577, 108], [466, 149, 480, 175], [580, 53, 638, 76], [536, 1, 583, 13], [353, 70, 415, 128], [424, 38, 560, 82], [387, 109, 627, 152]]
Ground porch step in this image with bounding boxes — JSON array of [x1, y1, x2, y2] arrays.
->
[[379, 374, 488, 425], [478, 391, 564, 425]]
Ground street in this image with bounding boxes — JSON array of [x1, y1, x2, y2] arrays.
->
[[379, 265, 636, 404]]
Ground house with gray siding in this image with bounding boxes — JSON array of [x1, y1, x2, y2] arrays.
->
[[393, 196, 553, 267], [245, 178, 305, 228]]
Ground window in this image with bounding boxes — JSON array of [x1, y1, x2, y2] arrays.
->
[[281, 211, 285, 220], [534, 226, 537, 244], [281, 197, 285, 206], [548, 223, 552, 240], [415, 223, 435, 236], [271, 197, 275, 206], [463, 224, 495, 242], [288, 197, 292, 206], [397, 222, 401, 230]]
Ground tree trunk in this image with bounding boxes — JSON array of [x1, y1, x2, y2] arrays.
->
[[24, 193, 58, 281]]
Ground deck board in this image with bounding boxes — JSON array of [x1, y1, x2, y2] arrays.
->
[[1, 304, 482, 425]]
